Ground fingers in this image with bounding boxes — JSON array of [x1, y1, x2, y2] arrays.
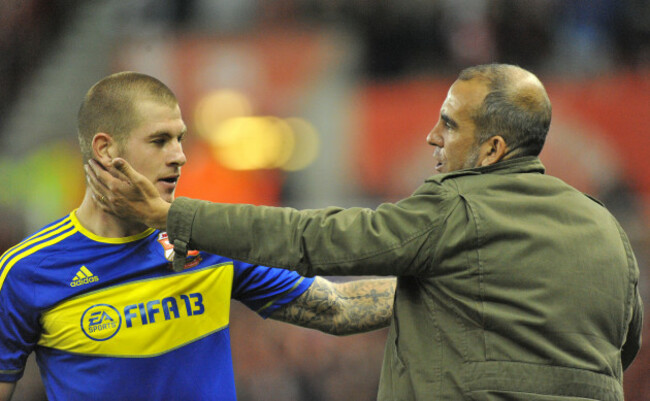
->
[[84, 163, 112, 212], [111, 158, 139, 183], [110, 157, 160, 198], [84, 157, 163, 224], [86, 159, 130, 210], [89, 158, 134, 188], [100, 158, 131, 182], [87, 160, 111, 189]]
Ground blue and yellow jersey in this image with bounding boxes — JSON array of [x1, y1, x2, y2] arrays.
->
[[0, 211, 313, 401]]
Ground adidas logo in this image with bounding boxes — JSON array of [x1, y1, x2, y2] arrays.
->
[[70, 266, 99, 287]]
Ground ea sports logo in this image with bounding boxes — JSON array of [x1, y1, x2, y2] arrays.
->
[[81, 304, 122, 341]]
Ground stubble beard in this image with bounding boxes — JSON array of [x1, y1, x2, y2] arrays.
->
[[462, 147, 481, 170]]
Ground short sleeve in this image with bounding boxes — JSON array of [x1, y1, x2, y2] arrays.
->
[[0, 268, 40, 382], [231, 261, 314, 318]]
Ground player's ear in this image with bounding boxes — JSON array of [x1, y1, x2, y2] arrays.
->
[[91, 133, 117, 164], [478, 135, 508, 166]]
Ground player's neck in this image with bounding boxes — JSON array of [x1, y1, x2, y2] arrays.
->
[[76, 191, 151, 238]]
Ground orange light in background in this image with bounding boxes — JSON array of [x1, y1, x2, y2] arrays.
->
[[207, 116, 320, 171], [209, 116, 295, 170], [193, 90, 254, 140], [282, 118, 320, 172], [192, 89, 321, 171]]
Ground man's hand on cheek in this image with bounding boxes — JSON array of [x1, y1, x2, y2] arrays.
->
[[85, 158, 170, 230]]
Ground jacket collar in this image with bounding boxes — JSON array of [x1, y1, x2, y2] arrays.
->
[[425, 156, 545, 183]]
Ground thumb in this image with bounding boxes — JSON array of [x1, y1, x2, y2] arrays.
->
[[111, 158, 136, 180], [111, 157, 152, 191]]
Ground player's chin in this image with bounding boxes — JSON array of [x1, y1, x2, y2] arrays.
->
[[161, 192, 175, 203], [156, 182, 176, 201]]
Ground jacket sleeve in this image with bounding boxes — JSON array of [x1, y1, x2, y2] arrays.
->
[[167, 185, 455, 277]]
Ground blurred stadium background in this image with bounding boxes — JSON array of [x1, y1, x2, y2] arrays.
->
[[1, 1, 648, 400]]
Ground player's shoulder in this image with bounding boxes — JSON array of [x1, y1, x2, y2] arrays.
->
[[0, 214, 77, 283]]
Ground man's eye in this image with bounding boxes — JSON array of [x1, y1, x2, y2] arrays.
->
[[152, 139, 166, 145], [445, 121, 453, 129]]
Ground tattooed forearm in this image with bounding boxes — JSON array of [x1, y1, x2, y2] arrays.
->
[[270, 276, 396, 336]]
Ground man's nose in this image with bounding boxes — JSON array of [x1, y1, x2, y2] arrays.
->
[[427, 126, 442, 147], [169, 142, 187, 166]]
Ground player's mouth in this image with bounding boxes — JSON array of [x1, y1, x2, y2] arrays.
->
[[434, 157, 447, 172], [158, 175, 180, 190], [433, 149, 445, 173]]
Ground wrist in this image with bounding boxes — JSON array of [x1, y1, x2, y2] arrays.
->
[[147, 199, 171, 230]]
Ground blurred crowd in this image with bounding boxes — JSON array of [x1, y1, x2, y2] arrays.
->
[[2, 1, 649, 128], [0, 0, 80, 129], [281, 0, 649, 78]]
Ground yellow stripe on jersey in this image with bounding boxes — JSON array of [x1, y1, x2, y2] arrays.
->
[[38, 263, 234, 358], [256, 277, 305, 314], [0, 217, 72, 267], [0, 219, 77, 291], [70, 210, 155, 244]]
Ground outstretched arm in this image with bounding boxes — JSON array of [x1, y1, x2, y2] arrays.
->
[[270, 277, 396, 336]]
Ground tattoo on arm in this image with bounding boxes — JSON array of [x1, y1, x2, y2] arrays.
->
[[269, 276, 396, 336]]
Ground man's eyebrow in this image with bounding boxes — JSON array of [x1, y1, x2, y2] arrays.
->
[[150, 127, 187, 138], [441, 113, 457, 129]]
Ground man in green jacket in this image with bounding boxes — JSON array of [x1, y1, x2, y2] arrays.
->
[[88, 64, 643, 400]]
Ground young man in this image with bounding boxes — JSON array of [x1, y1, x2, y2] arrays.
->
[[89, 64, 642, 400], [0, 72, 395, 401]]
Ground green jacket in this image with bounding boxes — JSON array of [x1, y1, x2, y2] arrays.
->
[[168, 157, 642, 400]]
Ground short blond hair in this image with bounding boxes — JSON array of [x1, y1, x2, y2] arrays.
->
[[77, 72, 178, 162]]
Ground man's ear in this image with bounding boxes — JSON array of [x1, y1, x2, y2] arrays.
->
[[478, 135, 509, 167], [91, 133, 117, 164]]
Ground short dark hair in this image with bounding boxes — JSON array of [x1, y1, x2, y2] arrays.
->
[[77, 72, 178, 163], [458, 64, 552, 157]]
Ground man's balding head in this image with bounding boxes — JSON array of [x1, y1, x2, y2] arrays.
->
[[458, 64, 552, 157]]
